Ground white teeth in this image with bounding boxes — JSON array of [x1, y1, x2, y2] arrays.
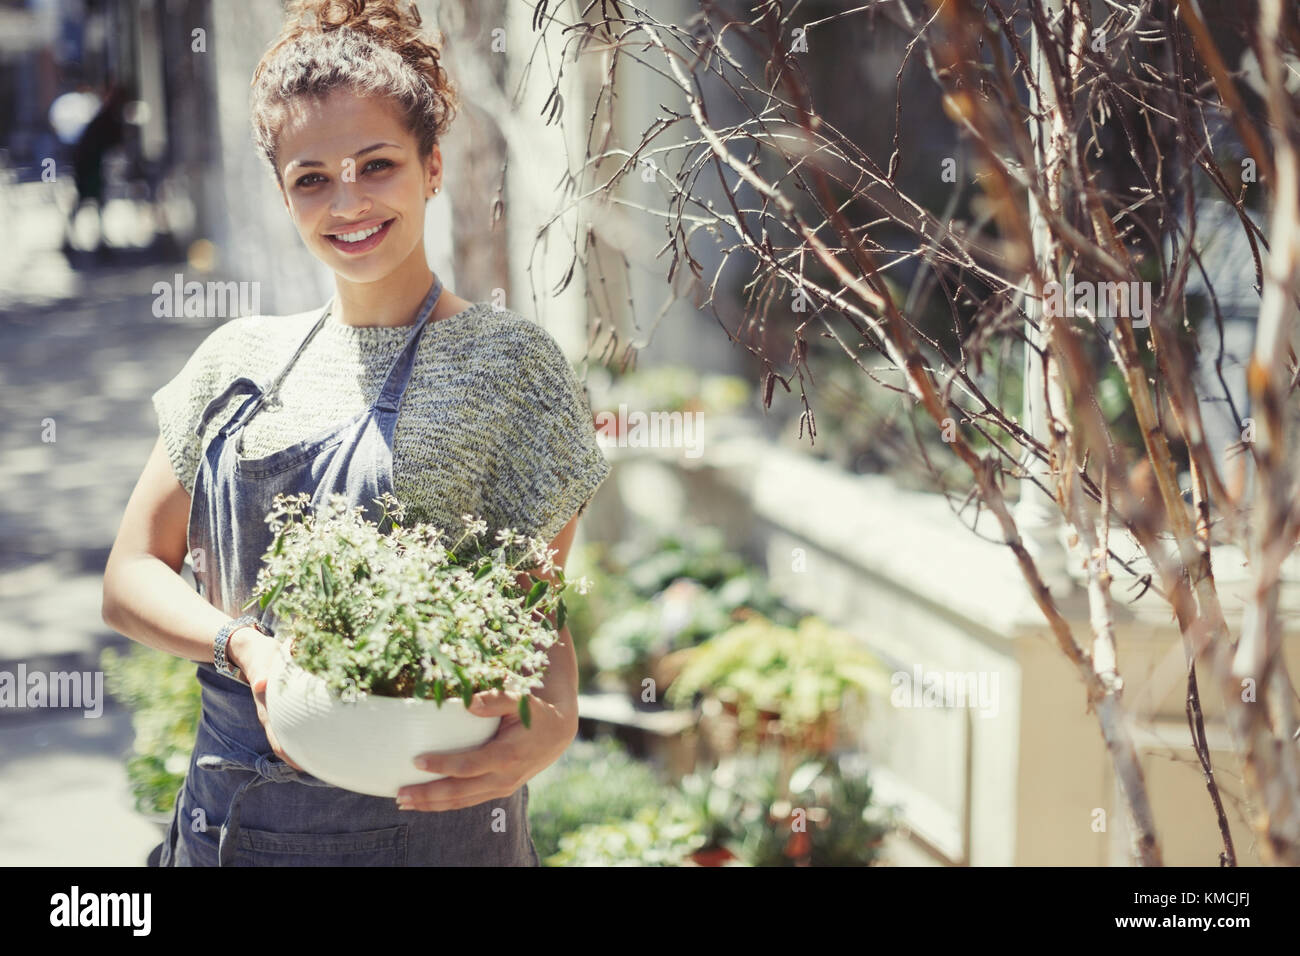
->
[[330, 222, 385, 243]]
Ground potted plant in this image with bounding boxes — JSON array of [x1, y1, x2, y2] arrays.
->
[[664, 612, 890, 757], [253, 491, 585, 798], [694, 751, 896, 866], [672, 763, 747, 866]]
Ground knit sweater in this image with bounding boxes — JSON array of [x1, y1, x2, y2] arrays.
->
[[151, 301, 611, 548]]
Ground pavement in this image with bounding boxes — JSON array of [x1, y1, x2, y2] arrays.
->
[[0, 179, 214, 866]]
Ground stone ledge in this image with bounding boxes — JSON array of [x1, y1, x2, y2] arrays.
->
[[675, 430, 1300, 641], [577, 691, 698, 736]]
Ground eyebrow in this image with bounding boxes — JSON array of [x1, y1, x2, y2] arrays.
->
[[286, 142, 398, 173]]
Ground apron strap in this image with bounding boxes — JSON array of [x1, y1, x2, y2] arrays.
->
[[375, 274, 444, 416], [239, 298, 337, 433], [196, 376, 261, 439], [197, 750, 333, 867]]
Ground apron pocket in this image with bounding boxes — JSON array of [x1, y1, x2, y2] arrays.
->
[[234, 824, 409, 866]]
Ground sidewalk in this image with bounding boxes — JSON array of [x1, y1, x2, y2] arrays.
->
[[0, 191, 222, 864]]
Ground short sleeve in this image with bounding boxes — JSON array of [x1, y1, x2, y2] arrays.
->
[[150, 320, 243, 496], [481, 319, 612, 548]]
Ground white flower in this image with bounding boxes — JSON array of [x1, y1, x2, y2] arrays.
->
[[252, 495, 563, 705], [460, 514, 489, 538]]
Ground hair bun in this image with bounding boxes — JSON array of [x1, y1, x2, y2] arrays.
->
[[285, 0, 430, 55], [287, 0, 420, 34]]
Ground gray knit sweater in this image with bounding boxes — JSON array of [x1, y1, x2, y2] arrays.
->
[[152, 301, 611, 546]]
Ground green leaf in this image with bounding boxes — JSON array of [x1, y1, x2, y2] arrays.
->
[[474, 562, 493, 581], [525, 579, 548, 608], [428, 644, 458, 688], [454, 665, 473, 707], [556, 597, 567, 631], [433, 680, 444, 704], [259, 577, 286, 612], [518, 694, 531, 729]]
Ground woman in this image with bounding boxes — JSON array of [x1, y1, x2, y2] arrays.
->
[[101, 0, 610, 866]]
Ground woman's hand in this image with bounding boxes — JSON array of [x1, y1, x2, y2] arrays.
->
[[396, 687, 578, 812], [229, 627, 308, 772]]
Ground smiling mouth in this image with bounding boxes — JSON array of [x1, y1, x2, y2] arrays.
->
[[325, 218, 395, 254]]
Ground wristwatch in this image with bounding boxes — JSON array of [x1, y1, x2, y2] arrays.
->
[[213, 615, 271, 685]]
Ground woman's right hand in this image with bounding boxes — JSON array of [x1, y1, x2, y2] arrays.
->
[[228, 627, 307, 772]]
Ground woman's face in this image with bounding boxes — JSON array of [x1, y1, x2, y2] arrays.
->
[[276, 89, 437, 283]]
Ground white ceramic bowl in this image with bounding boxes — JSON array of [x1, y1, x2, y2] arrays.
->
[[265, 638, 501, 797]]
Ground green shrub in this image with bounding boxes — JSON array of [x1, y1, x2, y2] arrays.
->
[[100, 643, 202, 816], [545, 803, 708, 867], [527, 736, 674, 863]]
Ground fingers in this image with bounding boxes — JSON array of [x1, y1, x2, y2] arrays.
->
[[396, 773, 513, 812], [469, 688, 523, 717], [414, 733, 516, 778], [265, 723, 306, 772], [250, 682, 307, 772]]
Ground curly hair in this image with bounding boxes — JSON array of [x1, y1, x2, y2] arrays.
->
[[249, 0, 459, 188]]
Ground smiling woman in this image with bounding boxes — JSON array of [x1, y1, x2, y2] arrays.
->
[[101, 0, 611, 869], [250, 1, 469, 327]]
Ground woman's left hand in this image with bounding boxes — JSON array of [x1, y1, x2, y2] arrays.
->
[[396, 687, 577, 812]]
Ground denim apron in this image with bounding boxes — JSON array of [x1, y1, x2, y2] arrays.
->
[[159, 276, 540, 866]]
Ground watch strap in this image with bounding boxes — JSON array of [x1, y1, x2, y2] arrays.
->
[[214, 615, 270, 685]]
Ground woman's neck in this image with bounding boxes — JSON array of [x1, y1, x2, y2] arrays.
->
[[331, 244, 437, 329]]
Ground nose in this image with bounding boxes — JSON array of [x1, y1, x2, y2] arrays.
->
[[329, 176, 372, 221]]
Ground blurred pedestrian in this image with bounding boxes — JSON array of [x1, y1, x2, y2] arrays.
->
[[63, 82, 128, 254]]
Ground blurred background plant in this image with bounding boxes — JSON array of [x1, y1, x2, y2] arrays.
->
[[536, 740, 896, 866], [526, 735, 677, 863], [99, 643, 202, 818], [561, 541, 641, 688], [544, 801, 709, 867], [681, 751, 895, 867], [568, 526, 799, 696], [665, 613, 890, 754]]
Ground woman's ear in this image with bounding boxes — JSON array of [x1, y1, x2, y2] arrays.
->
[[426, 146, 442, 197]]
